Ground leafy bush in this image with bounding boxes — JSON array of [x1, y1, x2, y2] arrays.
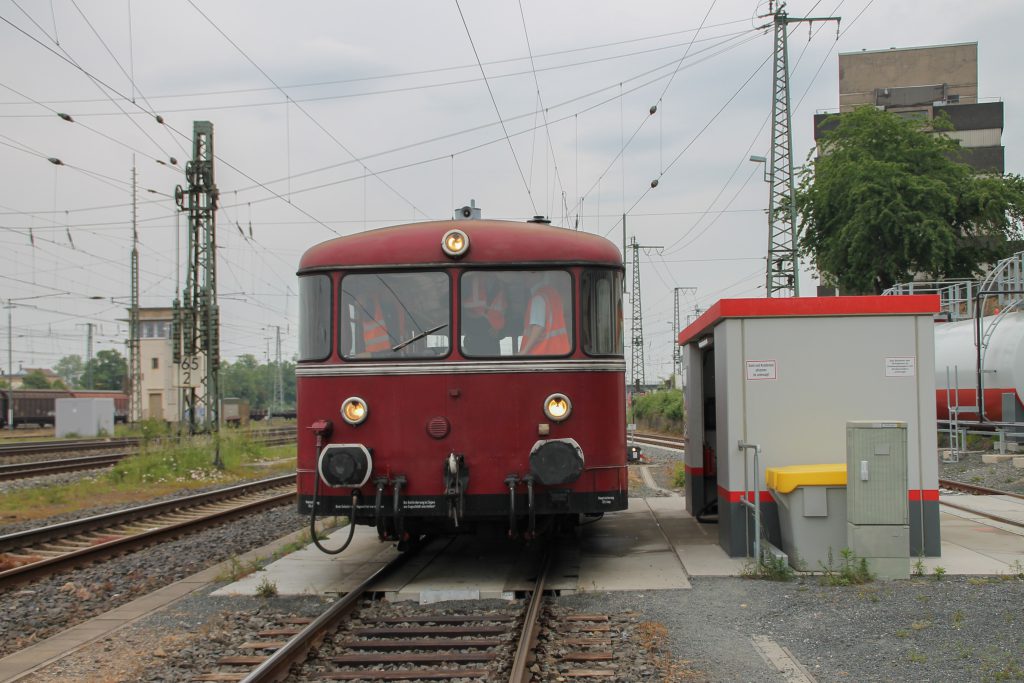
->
[[633, 389, 684, 433]]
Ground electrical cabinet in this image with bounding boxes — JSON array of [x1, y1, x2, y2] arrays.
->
[[846, 421, 910, 579]]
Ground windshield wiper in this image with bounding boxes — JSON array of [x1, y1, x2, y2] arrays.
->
[[392, 323, 447, 351]]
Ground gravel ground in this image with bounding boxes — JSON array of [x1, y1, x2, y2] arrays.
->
[[939, 450, 1024, 493], [23, 572, 1024, 681], [10, 442, 1024, 681], [0, 504, 308, 659]]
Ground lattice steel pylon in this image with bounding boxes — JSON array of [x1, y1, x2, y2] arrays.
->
[[764, 2, 839, 297], [673, 287, 697, 380], [629, 237, 663, 392], [128, 164, 142, 423], [174, 121, 220, 444]]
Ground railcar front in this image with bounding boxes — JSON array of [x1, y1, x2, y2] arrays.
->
[[296, 219, 627, 544]]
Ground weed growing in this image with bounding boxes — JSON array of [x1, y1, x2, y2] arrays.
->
[[671, 462, 686, 489], [255, 575, 278, 598], [741, 554, 795, 582], [819, 548, 874, 586]]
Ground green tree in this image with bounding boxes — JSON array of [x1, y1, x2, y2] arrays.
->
[[54, 354, 84, 388], [796, 106, 1024, 294], [21, 370, 51, 389], [83, 349, 127, 390], [220, 354, 297, 412]]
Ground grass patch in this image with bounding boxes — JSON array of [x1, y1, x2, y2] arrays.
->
[[0, 431, 295, 524], [671, 462, 686, 489], [216, 555, 263, 582]]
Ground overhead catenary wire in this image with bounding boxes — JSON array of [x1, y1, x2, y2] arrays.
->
[[0, 20, 759, 109], [454, 0, 537, 216], [184, 0, 427, 221]]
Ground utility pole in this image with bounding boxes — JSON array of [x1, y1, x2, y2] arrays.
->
[[174, 121, 221, 464], [128, 162, 142, 423], [274, 325, 283, 416], [672, 287, 697, 381], [84, 323, 95, 389], [629, 237, 663, 393], [762, 1, 839, 297], [5, 302, 11, 430]]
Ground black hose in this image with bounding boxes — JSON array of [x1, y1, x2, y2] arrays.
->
[[309, 474, 358, 555]]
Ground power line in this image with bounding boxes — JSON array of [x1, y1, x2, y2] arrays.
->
[[184, 0, 427, 221], [454, 0, 537, 215]]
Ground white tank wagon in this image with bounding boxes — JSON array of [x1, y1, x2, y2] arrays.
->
[[934, 312, 1024, 422]]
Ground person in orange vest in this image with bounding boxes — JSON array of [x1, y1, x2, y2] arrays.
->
[[463, 274, 508, 355], [361, 294, 407, 356], [519, 274, 570, 355]]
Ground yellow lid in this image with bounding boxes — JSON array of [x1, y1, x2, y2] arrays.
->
[[765, 464, 847, 494]]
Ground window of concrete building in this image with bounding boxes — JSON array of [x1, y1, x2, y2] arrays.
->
[[151, 358, 159, 369]]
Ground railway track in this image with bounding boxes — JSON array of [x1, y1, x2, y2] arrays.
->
[[938, 478, 1024, 530], [0, 426, 297, 461], [0, 452, 129, 481], [631, 431, 684, 451], [193, 544, 622, 682], [0, 474, 296, 588]]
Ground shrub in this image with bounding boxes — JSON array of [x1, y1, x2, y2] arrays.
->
[[633, 389, 684, 433]]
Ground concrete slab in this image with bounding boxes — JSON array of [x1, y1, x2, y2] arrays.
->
[[213, 524, 399, 596]]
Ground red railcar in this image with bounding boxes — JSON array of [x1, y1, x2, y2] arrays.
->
[[68, 390, 129, 423], [296, 219, 627, 543]]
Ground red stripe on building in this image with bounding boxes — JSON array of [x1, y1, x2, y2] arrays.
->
[[908, 489, 940, 502], [684, 464, 704, 476], [718, 486, 775, 504], [678, 295, 941, 346]]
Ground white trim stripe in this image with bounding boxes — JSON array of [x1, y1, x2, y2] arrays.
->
[[297, 359, 625, 377]]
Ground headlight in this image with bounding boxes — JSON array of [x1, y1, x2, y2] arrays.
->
[[340, 396, 368, 425], [543, 393, 572, 421], [441, 228, 470, 257]]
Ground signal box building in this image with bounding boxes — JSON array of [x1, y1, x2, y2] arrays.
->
[[138, 307, 180, 422], [678, 296, 941, 558]]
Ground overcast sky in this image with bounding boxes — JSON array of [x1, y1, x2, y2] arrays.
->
[[1, 0, 1020, 382]]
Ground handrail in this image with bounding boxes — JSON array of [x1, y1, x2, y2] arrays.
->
[[737, 440, 762, 565]]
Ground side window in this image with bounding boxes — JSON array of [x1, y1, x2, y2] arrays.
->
[[298, 275, 332, 361], [341, 272, 451, 360], [581, 269, 623, 356]]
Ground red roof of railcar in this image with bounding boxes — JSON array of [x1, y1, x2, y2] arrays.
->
[[298, 220, 622, 272]]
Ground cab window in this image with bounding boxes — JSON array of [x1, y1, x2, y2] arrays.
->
[[460, 270, 573, 357], [340, 272, 450, 360], [581, 269, 623, 356], [298, 274, 331, 361]]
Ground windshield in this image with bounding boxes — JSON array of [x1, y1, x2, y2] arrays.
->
[[340, 272, 450, 360], [460, 270, 573, 357]]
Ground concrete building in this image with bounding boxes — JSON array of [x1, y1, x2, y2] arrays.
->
[[814, 42, 1004, 174], [138, 307, 180, 422]]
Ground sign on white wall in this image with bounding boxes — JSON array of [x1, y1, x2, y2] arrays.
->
[[745, 360, 778, 380], [885, 357, 916, 377]]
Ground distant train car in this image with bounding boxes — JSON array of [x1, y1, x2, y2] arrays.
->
[[222, 397, 251, 427], [296, 218, 628, 544], [0, 389, 72, 427], [1, 389, 130, 428], [69, 390, 129, 423]]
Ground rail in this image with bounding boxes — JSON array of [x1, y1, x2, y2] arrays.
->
[[0, 474, 296, 587]]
